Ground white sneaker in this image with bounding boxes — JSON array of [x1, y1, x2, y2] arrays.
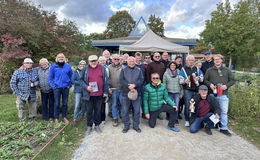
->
[[185, 121, 190, 127]]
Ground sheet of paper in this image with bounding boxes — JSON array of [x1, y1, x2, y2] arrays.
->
[[89, 82, 98, 92], [209, 114, 220, 125]]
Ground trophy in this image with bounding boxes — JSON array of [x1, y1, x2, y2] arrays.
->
[[189, 98, 195, 113]]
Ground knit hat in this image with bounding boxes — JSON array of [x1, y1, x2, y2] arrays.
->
[[128, 89, 138, 100]]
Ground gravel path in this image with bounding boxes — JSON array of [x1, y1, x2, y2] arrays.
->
[[72, 117, 260, 160]]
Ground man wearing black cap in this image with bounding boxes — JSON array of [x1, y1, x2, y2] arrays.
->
[[201, 51, 214, 74], [189, 85, 220, 135]]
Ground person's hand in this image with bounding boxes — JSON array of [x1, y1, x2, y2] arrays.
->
[[128, 84, 135, 90], [184, 78, 190, 84], [103, 94, 108, 97], [210, 84, 215, 91], [221, 85, 227, 91], [215, 114, 220, 119], [172, 106, 178, 111], [189, 105, 193, 111], [87, 86, 93, 92], [179, 95, 183, 99], [145, 114, 150, 119], [194, 76, 199, 81]]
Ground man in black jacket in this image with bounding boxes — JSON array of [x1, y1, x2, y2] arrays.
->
[[189, 85, 220, 135], [201, 51, 214, 74]]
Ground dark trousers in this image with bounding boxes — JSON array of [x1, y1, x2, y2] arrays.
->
[[53, 88, 69, 119], [101, 98, 106, 121], [179, 97, 184, 114], [121, 95, 141, 129], [85, 96, 103, 127], [41, 91, 54, 120], [149, 104, 177, 128]]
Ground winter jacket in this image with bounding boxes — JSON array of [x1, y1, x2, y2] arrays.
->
[[143, 83, 175, 114], [10, 68, 38, 101], [146, 61, 165, 83], [189, 94, 220, 125], [38, 66, 52, 93], [71, 69, 83, 93], [201, 60, 214, 74], [204, 65, 235, 95], [48, 63, 72, 89], [80, 65, 108, 101], [119, 66, 144, 96]]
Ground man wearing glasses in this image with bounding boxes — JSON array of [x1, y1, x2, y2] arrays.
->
[[108, 54, 123, 127], [10, 58, 38, 121], [146, 52, 165, 84], [204, 54, 235, 137], [81, 55, 108, 135], [143, 73, 180, 132]]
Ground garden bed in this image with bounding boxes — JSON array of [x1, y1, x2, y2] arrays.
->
[[0, 121, 66, 160]]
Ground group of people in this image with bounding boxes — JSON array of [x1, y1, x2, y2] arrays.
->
[[10, 50, 235, 136]]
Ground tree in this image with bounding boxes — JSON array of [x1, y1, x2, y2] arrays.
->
[[148, 14, 164, 37], [199, 0, 260, 68], [103, 10, 135, 39]]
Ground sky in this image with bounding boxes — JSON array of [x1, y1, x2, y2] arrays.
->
[[31, 0, 240, 39]]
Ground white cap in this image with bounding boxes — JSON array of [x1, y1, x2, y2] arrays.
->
[[23, 58, 33, 63], [79, 60, 86, 65], [88, 55, 98, 61]]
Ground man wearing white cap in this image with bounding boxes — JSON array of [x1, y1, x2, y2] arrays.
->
[[10, 58, 38, 121], [81, 55, 108, 135]]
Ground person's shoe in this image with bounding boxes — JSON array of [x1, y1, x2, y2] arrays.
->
[[122, 127, 129, 133], [54, 119, 59, 124], [72, 120, 77, 125], [205, 128, 212, 135], [178, 114, 182, 119], [63, 117, 69, 124], [175, 120, 179, 124], [220, 129, 232, 137], [113, 119, 119, 127], [133, 127, 141, 133], [185, 121, 190, 127], [94, 125, 102, 133], [157, 114, 163, 120], [87, 127, 93, 135], [167, 126, 180, 132], [80, 117, 86, 121]]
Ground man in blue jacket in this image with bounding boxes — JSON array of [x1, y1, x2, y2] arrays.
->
[[49, 53, 72, 124]]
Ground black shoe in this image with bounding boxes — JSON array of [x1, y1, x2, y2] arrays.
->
[[205, 128, 212, 135], [122, 127, 129, 133], [178, 114, 182, 119], [175, 120, 179, 124], [220, 129, 232, 137], [133, 127, 141, 133]]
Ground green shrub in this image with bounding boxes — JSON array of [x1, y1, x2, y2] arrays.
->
[[229, 76, 260, 120]]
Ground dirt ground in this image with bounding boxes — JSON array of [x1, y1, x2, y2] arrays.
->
[[72, 116, 260, 160]]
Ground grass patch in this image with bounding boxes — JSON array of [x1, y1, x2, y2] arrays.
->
[[230, 118, 260, 149]]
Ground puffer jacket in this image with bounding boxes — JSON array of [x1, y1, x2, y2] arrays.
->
[[143, 83, 175, 114]]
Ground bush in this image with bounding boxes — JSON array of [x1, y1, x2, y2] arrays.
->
[[0, 59, 17, 94], [229, 75, 260, 120]]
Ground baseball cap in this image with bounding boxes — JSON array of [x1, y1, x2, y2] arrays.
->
[[204, 51, 212, 55], [23, 58, 33, 63], [88, 55, 98, 61]]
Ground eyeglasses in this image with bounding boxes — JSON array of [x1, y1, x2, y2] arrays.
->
[[145, 57, 151, 59], [154, 56, 160, 58], [90, 60, 97, 62], [152, 77, 159, 80], [113, 59, 120, 60]]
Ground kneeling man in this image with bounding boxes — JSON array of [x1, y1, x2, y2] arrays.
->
[[189, 85, 220, 135], [143, 73, 180, 132]]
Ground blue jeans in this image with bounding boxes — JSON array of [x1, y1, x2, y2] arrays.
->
[[184, 90, 197, 121], [121, 95, 141, 129], [73, 93, 86, 120], [53, 88, 69, 119], [216, 95, 229, 130], [111, 89, 121, 119], [190, 113, 214, 133], [168, 93, 180, 107], [41, 91, 54, 120]]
